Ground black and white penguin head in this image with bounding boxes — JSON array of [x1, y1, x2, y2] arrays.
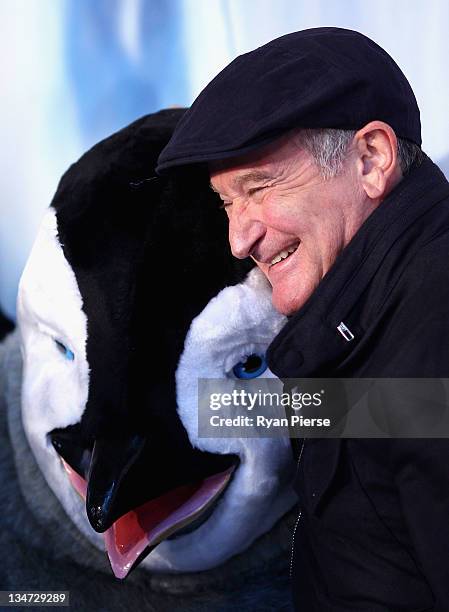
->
[[17, 110, 295, 578]]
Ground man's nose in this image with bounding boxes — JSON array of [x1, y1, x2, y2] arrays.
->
[[228, 203, 265, 259]]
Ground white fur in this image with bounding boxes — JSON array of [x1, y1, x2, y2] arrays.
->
[[143, 268, 296, 572], [17, 208, 104, 550], [17, 212, 296, 572]]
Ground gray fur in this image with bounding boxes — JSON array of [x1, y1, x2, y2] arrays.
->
[[0, 331, 295, 611]]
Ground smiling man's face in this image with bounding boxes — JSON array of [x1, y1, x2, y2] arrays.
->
[[210, 132, 376, 316]]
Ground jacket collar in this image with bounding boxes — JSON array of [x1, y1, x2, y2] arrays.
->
[[267, 156, 449, 378]]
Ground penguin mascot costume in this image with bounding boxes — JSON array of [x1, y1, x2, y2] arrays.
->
[[0, 109, 296, 611]]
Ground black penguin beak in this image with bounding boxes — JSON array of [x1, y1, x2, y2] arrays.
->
[[86, 433, 146, 533], [51, 427, 86, 470], [51, 421, 240, 578]]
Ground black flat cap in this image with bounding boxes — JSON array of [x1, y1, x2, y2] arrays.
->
[[156, 27, 421, 173]]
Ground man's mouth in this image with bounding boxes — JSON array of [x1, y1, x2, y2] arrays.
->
[[269, 242, 300, 267]]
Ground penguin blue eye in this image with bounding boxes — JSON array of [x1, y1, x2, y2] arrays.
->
[[232, 354, 267, 379], [54, 340, 75, 361]]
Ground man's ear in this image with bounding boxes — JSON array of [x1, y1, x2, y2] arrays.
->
[[354, 121, 402, 200]]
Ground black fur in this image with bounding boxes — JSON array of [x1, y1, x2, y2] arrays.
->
[[53, 109, 252, 440], [51, 110, 256, 530]]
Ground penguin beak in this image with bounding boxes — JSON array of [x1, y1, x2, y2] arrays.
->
[[50, 427, 238, 579], [85, 433, 147, 532]]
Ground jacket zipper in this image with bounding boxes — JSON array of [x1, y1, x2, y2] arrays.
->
[[289, 438, 306, 578]]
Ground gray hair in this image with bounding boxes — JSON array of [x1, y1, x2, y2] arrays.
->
[[294, 128, 424, 179]]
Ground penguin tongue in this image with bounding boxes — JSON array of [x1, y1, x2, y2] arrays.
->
[[60, 459, 234, 579], [104, 469, 234, 578]]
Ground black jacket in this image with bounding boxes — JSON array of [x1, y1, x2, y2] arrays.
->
[[267, 156, 449, 611]]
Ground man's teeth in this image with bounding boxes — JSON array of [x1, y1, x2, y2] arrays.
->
[[270, 245, 298, 265]]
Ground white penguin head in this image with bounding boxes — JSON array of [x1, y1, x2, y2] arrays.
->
[[17, 204, 295, 576], [17, 208, 102, 549]]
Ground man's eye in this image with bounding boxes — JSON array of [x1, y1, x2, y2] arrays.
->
[[247, 185, 269, 197], [54, 339, 75, 361]]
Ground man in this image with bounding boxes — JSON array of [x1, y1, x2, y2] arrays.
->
[[157, 28, 449, 611]]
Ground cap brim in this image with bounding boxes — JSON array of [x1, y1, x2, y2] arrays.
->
[[155, 129, 288, 175]]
